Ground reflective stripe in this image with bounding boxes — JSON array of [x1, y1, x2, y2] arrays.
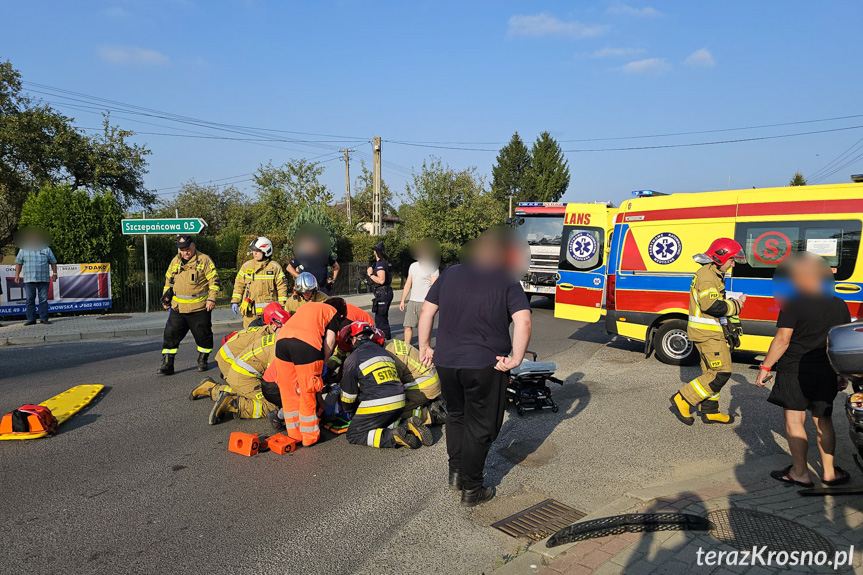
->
[[197, 346, 212, 353], [254, 302, 269, 311], [356, 395, 406, 415], [219, 345, 261, 377], [373, 428, 383, 447], [162, 348, 178, 354], [688, 315, 720, 326], [413, 407, 422, 417], [253, 400, 263, 418], [359, 356, 397, 375], [205, 270, 218, 280], [357, 394, 405, 407], [366, 429, 377, 447], [404, 372, 439, 390], [299, 414, 318, 422], [698, 288, 719, 298], [223, 385, 233, 393], [689, 379, 710, 399], [284, 410, 299, 419], [300, 424, 320, 433], [706, 393, 720, 401], [286, 421, 299, 429], [340, 391, 358, 403], [231, 292, 242, 299], [173, 293, 208, 304]]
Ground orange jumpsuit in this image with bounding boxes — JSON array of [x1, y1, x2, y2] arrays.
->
[[272, 302, 340, 446]]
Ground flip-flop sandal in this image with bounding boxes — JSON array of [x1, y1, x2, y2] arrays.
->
[[822, 466, 851, 486], [770, 465, 815, 487]]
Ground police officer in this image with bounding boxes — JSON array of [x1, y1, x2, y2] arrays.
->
[[283, 271, 329, 314], [231, 237, 289, 327], [670, 238, 747, 425], [157, 235, 221, 376]]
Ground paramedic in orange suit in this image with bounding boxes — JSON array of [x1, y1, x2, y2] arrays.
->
[[273, 298, 347, 446]]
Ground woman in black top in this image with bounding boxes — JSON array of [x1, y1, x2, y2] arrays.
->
[[367, 241, 393, 339], [756, 252, 851, 487]]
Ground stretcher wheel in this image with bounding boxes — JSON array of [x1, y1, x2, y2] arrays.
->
[[516, 407, 525, 416], [551, 405, 559, 413]]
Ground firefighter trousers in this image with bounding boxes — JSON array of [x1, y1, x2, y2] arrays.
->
[[346, 409, 401, 448], [209, 376, 278, 419], [162, 309, 213, 355], [678, 337, 733, 414], [399, 385, 439, 425], [275, 339, 324, 446]]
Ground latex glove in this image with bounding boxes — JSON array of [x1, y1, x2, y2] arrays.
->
[[231, 303, 239, 315]]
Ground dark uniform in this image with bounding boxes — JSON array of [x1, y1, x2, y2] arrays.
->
[[158, 237, 220, 374], [340, 340, 406, 448]]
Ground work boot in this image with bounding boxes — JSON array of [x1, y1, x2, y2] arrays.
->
[[268, 409, 286, 431], [393, 423, 422, 449], [189, 377, 217, 401], [197, 352, 210, 372], [428, 399, 448, 426], [701, 412, 735, 425], [461, 486, 495, 507], [156, 354, 175, 376], [209, 391, 239, 425], [449, 469, 463, 491], [406, 415, 433, 446], [669, 393, 694, 426]]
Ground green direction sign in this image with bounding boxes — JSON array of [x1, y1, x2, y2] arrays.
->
[[121, 218, 207, 235]]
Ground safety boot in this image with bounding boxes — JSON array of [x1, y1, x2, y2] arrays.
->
[[268, 409, 286, 431], [189, 377, 217, 401], [701, 412, 735, 425], [393, 423, 422, 449], [156, 354, 175, 376], [209, 391, 239, 425], [428, 399, 448, 426], [406, 415, 433, 446], [448, 469, 463, 491], [197, 352, 210, 372], [669, 393, 694, 426], [461, 486, 495, 507]]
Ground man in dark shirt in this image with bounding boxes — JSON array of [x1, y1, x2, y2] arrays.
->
[[287, 232, 339, 295], [418, 229, 532, 507]]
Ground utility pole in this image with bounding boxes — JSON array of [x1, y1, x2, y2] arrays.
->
[[340, 148, 354, 225], [372, 137, 382, 235]]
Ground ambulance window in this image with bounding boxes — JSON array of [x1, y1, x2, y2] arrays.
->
[[733, 220, 861, 281], [559, 226, 604, 272]]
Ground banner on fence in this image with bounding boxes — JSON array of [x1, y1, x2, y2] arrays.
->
[[0, 263, 112, 316]]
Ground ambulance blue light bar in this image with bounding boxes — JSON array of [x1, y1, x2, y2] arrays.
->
[[631, 190, 667, 197]]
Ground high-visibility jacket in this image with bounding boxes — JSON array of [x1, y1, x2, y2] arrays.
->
[[339, 340, 405, 416], [279, 301, 339, 351], [216, 326, 270, 378], [384, 339, 440, 400], [231, 258, 289, 316], [283, 290, 329, 314], [686, 263, 742, 341], [163, 252, 220, 313], [345, 302, 374, 326]]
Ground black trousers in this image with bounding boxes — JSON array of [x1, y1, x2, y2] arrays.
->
[[438, 367, 508, 490], [162, 309, 213, 354], [375, 286, 393, 339]]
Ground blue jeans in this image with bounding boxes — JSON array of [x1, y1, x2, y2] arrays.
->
[[24, 282, 50, 322]]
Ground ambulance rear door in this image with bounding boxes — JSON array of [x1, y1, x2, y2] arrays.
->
[[554, 204, 615, 323]]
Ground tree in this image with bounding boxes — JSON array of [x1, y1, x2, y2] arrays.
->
[[253, 159, 333, 235], [789, 172, 807, 186], [403, 157, 505, 263], [152, 181, 254, 237], [528, 131, 570, 202], [491, 131, 532, 206], [349, 160, 395, 223], [279, 205, 339, 260], [0, 60, 153, 250]]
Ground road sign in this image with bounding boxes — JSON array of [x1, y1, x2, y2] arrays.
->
[[121, 218, 207, 235]]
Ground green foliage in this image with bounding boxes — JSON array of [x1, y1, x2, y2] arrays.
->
[[403, 158, 505, 264], [491, 132, 532, 205], [19, 183, 126, 265], [151, 181, 256, 236], [236, 234, 287, 267], [279, 205, 339, 261], [253, 159, 333, 235], [528, 131, 570, 202], [789, 172, 807, 186], [349, 160, 396, 222]]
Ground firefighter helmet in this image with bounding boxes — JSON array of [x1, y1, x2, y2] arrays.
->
[[704, 238, 746, 266], [336, 325, 354, 352], [248, 236, 273, 258], [294, 272, 318, 294], [371, 328, 386, 347], [262, 302, 289, 328]]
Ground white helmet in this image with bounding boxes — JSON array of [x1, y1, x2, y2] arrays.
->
[[249, 236, 273, 258]]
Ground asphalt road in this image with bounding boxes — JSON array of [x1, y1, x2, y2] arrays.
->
[[1, 299, 858, 575]]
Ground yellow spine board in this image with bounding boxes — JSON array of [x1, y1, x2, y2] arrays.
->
[[0, 384, 104, 441]]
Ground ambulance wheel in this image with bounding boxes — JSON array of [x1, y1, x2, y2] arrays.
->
[[654, 320, 698, 366]]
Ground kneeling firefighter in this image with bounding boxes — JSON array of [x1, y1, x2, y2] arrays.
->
[[231, 237, 289, 327], [191, 302, 290, 424], [339, 321, 433, 449], [671, 238, 747, 425], [283, 271, 329, 314]]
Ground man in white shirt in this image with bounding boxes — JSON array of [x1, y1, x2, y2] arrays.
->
[[399, 240, 440, 345]]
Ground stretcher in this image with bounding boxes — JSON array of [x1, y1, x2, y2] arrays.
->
[[0, 385, 104, 440]]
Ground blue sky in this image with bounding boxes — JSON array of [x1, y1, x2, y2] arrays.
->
[[4, 1, 862, 208]]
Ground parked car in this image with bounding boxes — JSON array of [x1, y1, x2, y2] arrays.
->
[[827, 322, 863, 456]]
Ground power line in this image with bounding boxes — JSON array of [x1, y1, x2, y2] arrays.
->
[[807, 137, 863, 181]]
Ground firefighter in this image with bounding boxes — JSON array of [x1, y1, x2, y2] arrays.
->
[[283, 271, 329, 314], [339, 321, 433, 449], [670, 238, 747, 425], [231, 237, 289, 327], [273, 298, 347, 447], [190, 302, 289, 424], [157, 235, 221, 376], [327, 302, 376, 379]]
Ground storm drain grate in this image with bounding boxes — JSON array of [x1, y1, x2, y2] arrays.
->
[[492, 499, 585, 541], [708, 509, 835, 556]]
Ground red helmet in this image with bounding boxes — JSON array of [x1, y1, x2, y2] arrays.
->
[[705, 238, 746, 266], [337, 321, 375, 352], [262, 302, 289, 328], [371, 328, 386, 347], [336, 325, 353, 352]]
